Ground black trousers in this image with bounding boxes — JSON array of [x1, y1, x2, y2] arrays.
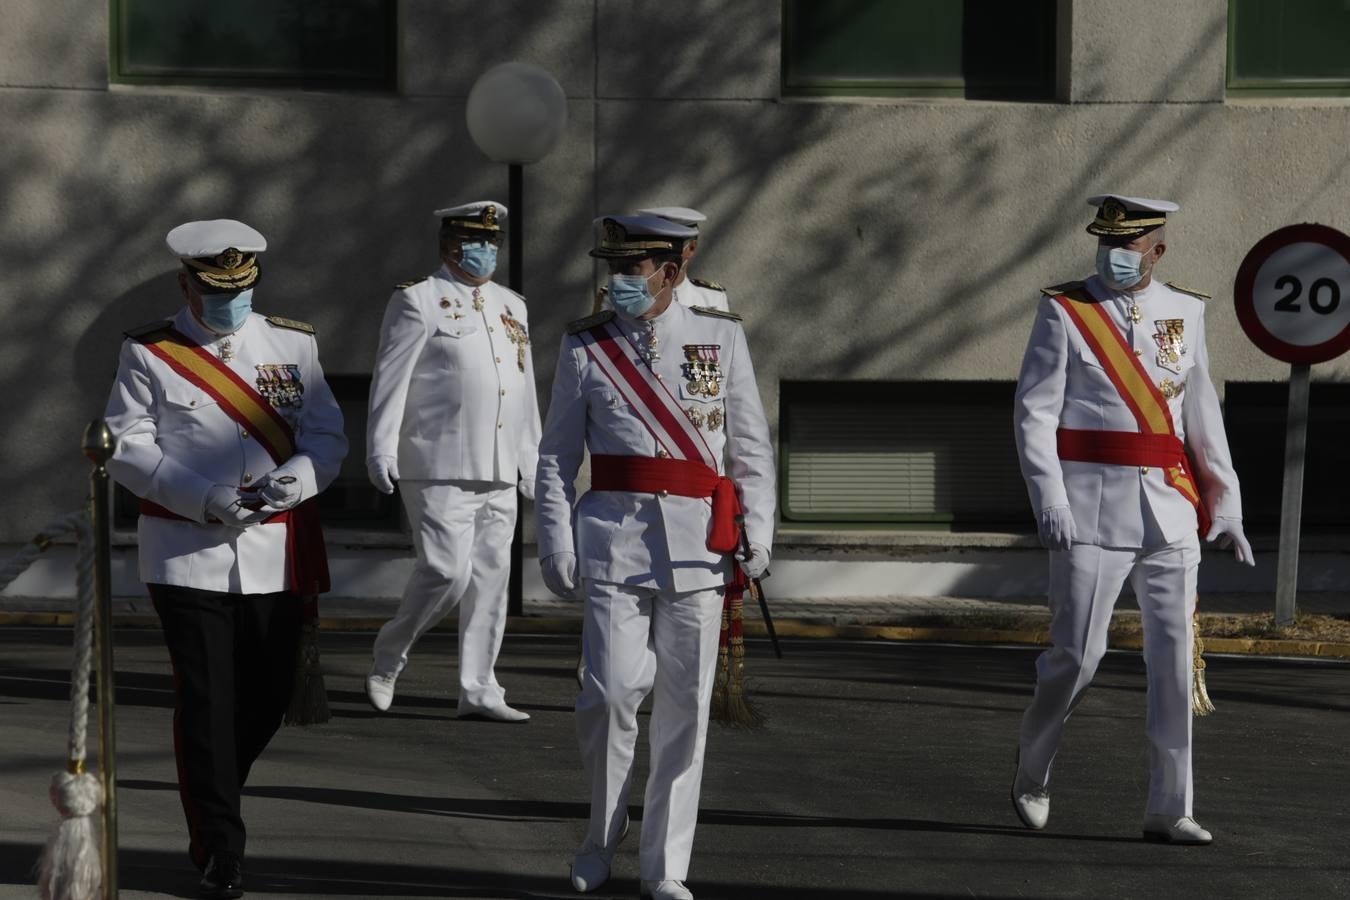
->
[[150, 584, 301, 867]]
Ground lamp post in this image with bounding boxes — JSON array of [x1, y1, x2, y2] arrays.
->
[[466, 62, 568, 617]]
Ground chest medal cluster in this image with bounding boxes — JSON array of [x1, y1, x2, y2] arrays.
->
[[501, 308, 530, 372], [681, 344, 723, 399], [255, 364, 305, 410], [1152, 319, 1187, 374]]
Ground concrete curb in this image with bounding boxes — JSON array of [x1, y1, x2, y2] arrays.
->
[[3, 612, 1348, 659]]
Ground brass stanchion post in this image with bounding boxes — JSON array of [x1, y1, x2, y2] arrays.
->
[[82, 419, 118, 898]]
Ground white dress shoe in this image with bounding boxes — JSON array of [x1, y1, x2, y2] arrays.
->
[[458, 703, 531, 723], [365, 668, 397, 712], [569, 816, 629, 892], [640, 880, 694, 900], [1011, 769, 1050, 830], [1142, 815, 1212, 845]]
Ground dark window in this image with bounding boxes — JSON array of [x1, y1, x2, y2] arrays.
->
[[1228, 0, 1350, 96], [1223, 382, 1350, 532], [112, 0, 397, 90], [113, 373, 401, 532], [782, 0, 1058, 100], [780, 381, 1029, 528]]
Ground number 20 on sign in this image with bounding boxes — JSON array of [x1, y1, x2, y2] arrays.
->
[[1233, 222, 1350, 625]]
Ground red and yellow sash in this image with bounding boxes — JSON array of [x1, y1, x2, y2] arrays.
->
[[1051, 288, 1210, 535], [135, 326, 330, 595]]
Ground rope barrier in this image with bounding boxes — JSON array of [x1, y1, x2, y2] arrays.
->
[[1, 508, 107, 900]]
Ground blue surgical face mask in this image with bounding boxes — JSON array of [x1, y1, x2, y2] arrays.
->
[[608, 267, 665, 318], [1095, 245, 1152, 291], [199, 288, 253, 334], [458, 241, 498, 278]]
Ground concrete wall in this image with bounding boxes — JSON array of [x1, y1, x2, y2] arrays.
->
[[1, 0, 1349, 543]]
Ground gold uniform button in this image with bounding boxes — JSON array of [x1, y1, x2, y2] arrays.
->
[[1140, 467, 1150, 475], [243, 473, 253, 483], [495, 356, 502, 363], [488, 326, 495, 332], [657, 489, 669, 497], [655, 373, 664, 381], [497, 423, 503, 429], [241, 430, 249, 439], [1134, 350, 1142, 357], [657, 449, 670, 459], [189, 399, 197, 407]]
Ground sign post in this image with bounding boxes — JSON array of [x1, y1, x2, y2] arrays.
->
[[1234, 224, 1350, 625]]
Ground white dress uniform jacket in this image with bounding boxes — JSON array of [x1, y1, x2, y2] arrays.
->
[[367, 265, 541, 491], [536, 302, 775, 593], [104, 309, 348, 594], [1014, 275, 1242, 547]]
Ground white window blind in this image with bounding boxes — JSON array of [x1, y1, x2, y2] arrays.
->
[[782, 382, 1028, 524]]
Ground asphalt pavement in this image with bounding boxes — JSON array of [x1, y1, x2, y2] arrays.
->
[[1, 628, 1347, 899]]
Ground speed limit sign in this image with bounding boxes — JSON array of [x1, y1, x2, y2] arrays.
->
[[1234, 223, 1350, 364], [1233, 222, 1350, 626]]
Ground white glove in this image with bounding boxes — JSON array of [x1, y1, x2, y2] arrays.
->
[[518, 478, 536, 502], [255, 472, 302, 511], [1037, 505, 1075, 551], [540, 551, 579, 600], [1206, 516, 1255, 566], [739, 542, 771, 580], [204, 484, 270, 528], [367, 456, 399, 495]]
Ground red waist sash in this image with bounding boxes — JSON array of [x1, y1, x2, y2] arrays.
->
[[589, 454, 742, 554], [1056, 429, 1187, 468], [139, 496, 331, 595], [1055, 428, 1211, 534]]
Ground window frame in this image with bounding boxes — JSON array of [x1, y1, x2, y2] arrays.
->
[[778, 380, 1029, 529], [108, 0, 399, 91], [779, 0, 1060, 100], [1225, 0, 1350, 98]]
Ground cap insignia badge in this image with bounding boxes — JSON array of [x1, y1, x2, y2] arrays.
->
[[218, 247, 243, 269], [1102, 198, 1126, 223], [483, 205, 498, 228]]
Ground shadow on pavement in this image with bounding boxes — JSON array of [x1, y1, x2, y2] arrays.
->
[[0, 838, 1031, 899]]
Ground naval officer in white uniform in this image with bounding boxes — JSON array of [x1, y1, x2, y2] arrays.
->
[[536, 215, 775, 900], [591, 207, 730, 314], [104, 219, 347, 899], [1011, 195, 1255, 845], [365, 201, 541, 722]]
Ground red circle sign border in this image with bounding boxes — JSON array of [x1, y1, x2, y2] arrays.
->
[[1233, 222, 1350, 365]]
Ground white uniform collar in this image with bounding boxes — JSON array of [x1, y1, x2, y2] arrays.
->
[[174, 306, 250, 349]]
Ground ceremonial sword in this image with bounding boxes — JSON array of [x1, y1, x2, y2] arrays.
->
[[736, 514, 782, 659]]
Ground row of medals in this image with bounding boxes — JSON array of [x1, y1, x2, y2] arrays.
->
[[637, 325, 725, 430], [1129, 302, 1186, 400]]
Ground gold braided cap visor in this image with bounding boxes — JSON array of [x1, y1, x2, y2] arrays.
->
[[182, 250, 260, 291]]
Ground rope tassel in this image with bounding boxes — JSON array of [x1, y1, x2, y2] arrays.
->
[[285, 599, 330, 726], [710, 578, 765, 729], [1192, 608, 1215, 717]]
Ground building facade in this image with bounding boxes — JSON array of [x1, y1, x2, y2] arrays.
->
[[2, 1, 1348, 603]]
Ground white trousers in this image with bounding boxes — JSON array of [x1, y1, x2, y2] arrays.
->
[[576, 579, 724, 882], [371, 480, 517, 712], [1018, 531, 1201, 817]]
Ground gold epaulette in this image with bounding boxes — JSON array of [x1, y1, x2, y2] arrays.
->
[[395, 277, 427, 290], [691, 277, 725, 292], [265, 315, 316, 335], [690, 306, 742, 322], [590, 285, 610, 315], [567, 310, 615, 334], [1040, 280, 1086, 298], [1166, 281, 1211, 301], [124, 319, 172, 340]]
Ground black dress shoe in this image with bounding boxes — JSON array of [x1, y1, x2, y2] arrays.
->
[[199, 852, 244, 899]]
